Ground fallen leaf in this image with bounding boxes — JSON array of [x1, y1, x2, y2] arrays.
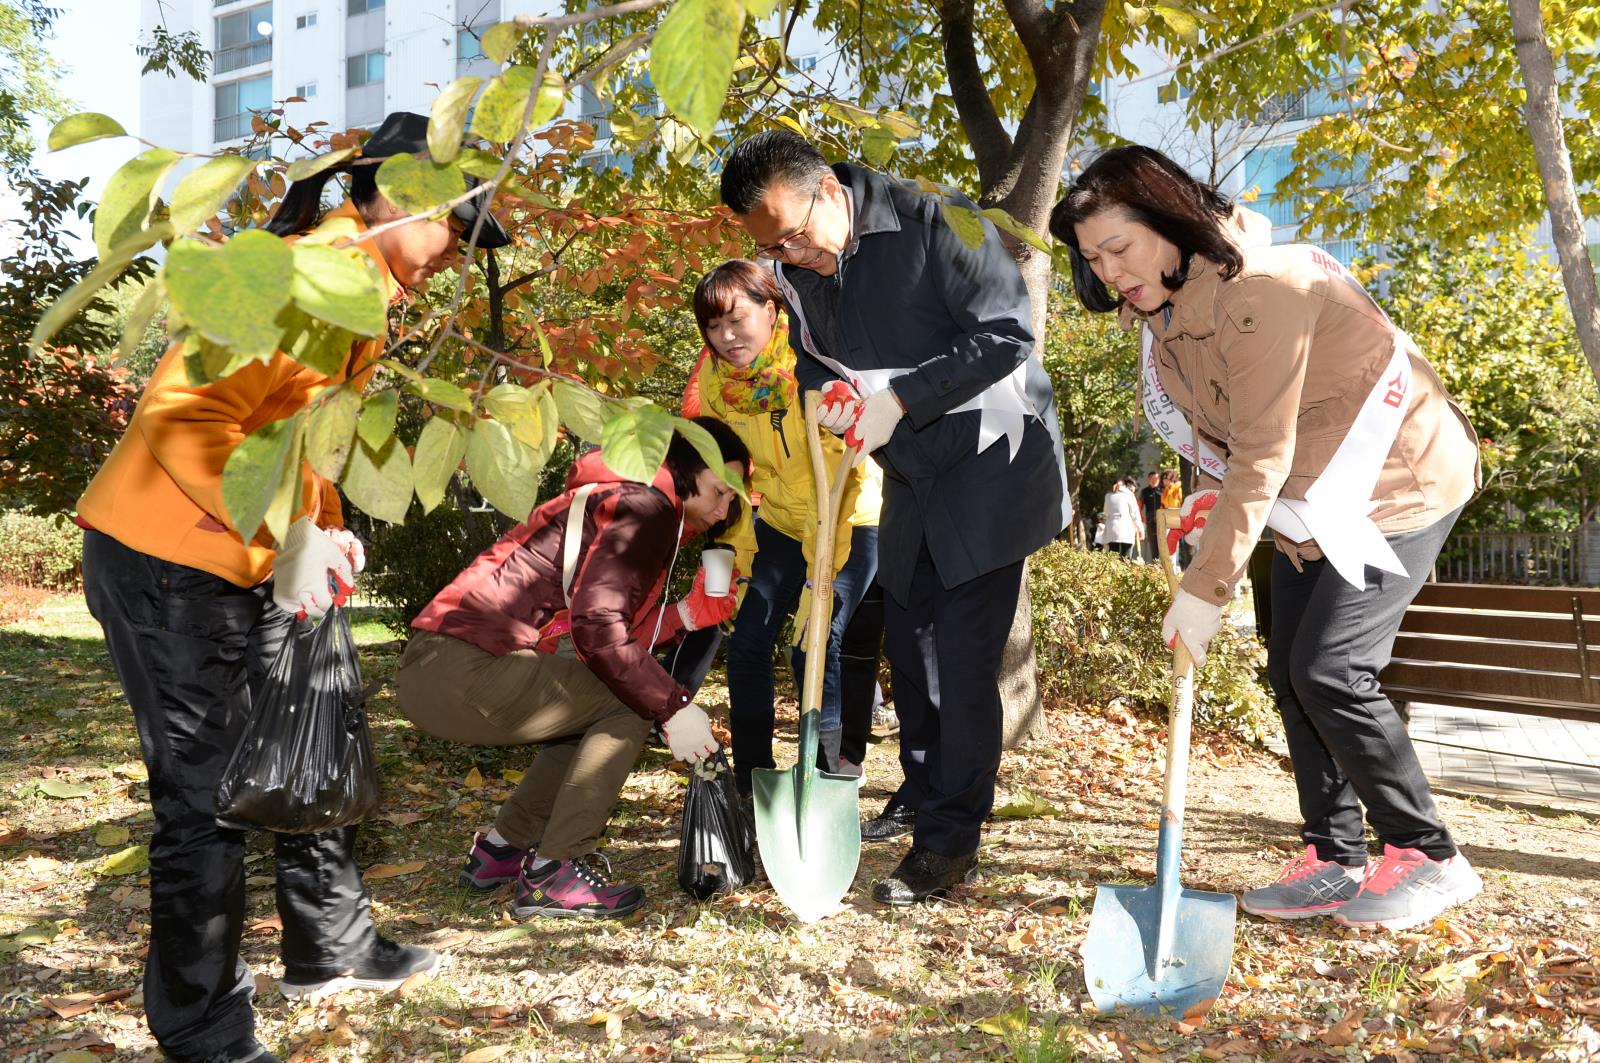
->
[[464, 766, 484, 789], [364, 860, 425, 881], [382, 812, 428, 826], [470, 1004, 518, 1020], [38, 778, 95, 799], [93, 824, 131, 847], [44, 1052, 102, 1063], [1312, 958, 1357, 981], [1319, 1006, 1366, 1047], [1, 920, 66, 953], [460, 1047, 512, 1063], [972, 1004, 1029, 1036], [110, 762, 148, 781], [502, 768, 524, 784], [992, 789, 1061, 819], [394, 971, 431, 999], [96, 845, 150, 878], [246, 915, 283, 934], [43, 987, 136, 1019]]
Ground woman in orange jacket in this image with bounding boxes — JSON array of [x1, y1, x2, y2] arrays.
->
[[75, 113, 506, 1063]]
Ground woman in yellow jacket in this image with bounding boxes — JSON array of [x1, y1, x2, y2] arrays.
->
[[681, 259, 882, 794], [75, 113, 505, 1063]]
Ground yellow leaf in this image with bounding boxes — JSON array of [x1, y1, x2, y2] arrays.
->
[[94, 824, 131, 847], [972, 1004, 1029, 1036], [464, 766, 484, 789], [364, 860, 426, 881], [503, 768, 525, 784], [96, 844, 150, 878]]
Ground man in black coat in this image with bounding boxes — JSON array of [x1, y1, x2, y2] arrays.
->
[[720, 131, 1071, 905], [1139, 471, 1163, 562]]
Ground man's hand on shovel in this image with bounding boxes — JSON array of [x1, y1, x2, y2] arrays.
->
[[816, 381, 902, 463], [1162, 587, 1223, 666]]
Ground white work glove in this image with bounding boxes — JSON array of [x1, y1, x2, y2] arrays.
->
[[272, 517, 355, 621], [1166, 489, 1220, 559], [1162, 587, 1224, 665], [845, 388, 905, 458], [815, 380, 862, 435], [662, 703, 718, 765], [324, 526, 367, 574]]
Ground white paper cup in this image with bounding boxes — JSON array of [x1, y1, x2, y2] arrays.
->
[[700, 545, 735, 597]]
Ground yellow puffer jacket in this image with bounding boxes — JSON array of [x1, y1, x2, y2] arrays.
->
[[681, 318, 881, 586]]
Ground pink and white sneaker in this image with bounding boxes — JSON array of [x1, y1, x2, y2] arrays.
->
[[1241, 845, 1363, 920], [1333, 844, 1483, 931], [459, 832, 526, 890]]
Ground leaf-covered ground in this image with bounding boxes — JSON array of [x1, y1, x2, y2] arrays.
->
[[2, 594, 1597, 1062]]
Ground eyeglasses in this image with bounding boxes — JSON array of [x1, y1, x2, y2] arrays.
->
[[756, 187, 821, 259]]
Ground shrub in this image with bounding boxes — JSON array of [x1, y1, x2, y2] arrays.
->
[[1028, 541, 1274, 740], [0, 511, 84, 590]]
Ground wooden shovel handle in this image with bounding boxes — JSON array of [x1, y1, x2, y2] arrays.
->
[[800, 391, 858, 717]]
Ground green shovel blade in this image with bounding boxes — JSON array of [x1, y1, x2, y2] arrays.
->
[[751, 720, 861, 923]]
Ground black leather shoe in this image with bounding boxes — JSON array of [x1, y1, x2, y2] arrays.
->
[[860, 800, 916, 841], [872, 846, 978, 906], [196, 1040, 281, 1063]]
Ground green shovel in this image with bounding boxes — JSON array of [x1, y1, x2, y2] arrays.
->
[[751, 391, 862, 922]]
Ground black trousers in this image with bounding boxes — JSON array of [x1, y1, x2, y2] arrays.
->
[[882, 537, 1024, 857], [82, 531, 378, 1061], [1267, 508, 1462, 865], [837, 579, 885, 766]]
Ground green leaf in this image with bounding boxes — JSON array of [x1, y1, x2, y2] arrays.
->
[[414, 378, 474, 413], [455, 148, 504, 181], [94, 824, 131, 847], [37, 779, 95, 799], [466, 418, 545, 519], [261, 447, 304, 549], [429, 76, 484, 164], [95, 148, 181, 260], [992, 788, 1061, 819], [483, 382, 544, 448], [1154, 3, 1200, 40], [221, 413, 305, 543], [286, 146, 357, 182], [672, 416, 747, 500], [342, 437, 413, 525], [164, 229, 294, 362], [650, 0, 745, 136], [472, 65, 538, 142], [96, 844, 151, 878], [876, 110, 921, 138], [600, 404, 674, 484], [981, 207, 1052, 254], [0, 920, 65, 954], [357, 390, 399, 449], [375, 152, 467, 219], [972, 1005, 1030, 1037], [290, 243, 387, 335], [480, 20, 525, 65], [551, 378, 612, 441], [742, 0, 778, 16], [535, 383, 560, 454], [861, 124, 899, 167], [276, 306, 355, 377], [169, 155, 256, 235], [306, 387, 362, 480], [31, 225, 172, 354], [532, 319, 555, 368], [49, 112, 127, 150], [532, 71, 566, 127], [412, 416, 467, 513], [939, 202, 987, 250], [117, 279, 165, 361]]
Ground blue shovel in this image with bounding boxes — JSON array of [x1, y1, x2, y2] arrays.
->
[[1080, 508, 1237, 1020]]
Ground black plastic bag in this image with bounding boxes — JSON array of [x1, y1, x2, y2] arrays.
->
[[215, 606, 380, 832], [676, 751, 756, 899]]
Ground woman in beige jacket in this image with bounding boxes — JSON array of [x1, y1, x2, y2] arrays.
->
[[1050, 145, 1482, 933]]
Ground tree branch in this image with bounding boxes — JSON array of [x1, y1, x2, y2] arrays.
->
[[937, 0, 1013, 191]]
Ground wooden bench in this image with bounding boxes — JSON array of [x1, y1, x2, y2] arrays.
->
[[1379, 582, 1600, 725]]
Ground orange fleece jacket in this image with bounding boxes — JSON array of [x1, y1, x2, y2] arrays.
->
[[76, 203, 396, 587]]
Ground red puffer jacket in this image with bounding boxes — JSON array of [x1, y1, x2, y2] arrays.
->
[[411, 450, 694, 725]]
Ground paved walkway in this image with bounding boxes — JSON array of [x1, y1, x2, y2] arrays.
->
[[1265, 703, 1600, 814]]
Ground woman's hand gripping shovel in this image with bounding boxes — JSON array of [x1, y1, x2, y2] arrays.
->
[[751, 391, 862, 922], [1080, 507, 1237, 1020]]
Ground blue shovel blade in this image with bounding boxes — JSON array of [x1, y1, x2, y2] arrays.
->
[[1081, 882, 1237, 1020]]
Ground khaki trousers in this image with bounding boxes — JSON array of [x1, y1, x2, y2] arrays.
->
[[394, 630, 652, 859]]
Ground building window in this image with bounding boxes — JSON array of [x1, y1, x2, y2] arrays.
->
[[348, 0, 384, 14], [214, 74, 272, 141], [795, 54, 818, 72], [1157, 80, 1192, 104], [347, 50, 384, 88], [457, 26, 487, 62], [296, 12, 317, 29], [294, 82, 318, 99], [215, 3, 272, 74]]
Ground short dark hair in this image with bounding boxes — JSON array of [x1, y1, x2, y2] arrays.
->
[[692, 260, 781, 341], [720, 130, 832, 215], [666, 416, 752, 540], [1048, 145, 1243, 313]]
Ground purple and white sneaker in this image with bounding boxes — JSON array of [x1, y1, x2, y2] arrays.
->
[[512, 854, 645, 919], [459, 832, 526, 890]]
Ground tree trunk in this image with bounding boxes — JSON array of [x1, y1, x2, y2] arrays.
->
[[1507, 0, 1600, 389]]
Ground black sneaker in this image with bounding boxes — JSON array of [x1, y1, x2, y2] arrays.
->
[[860, 799, 916, 841], [194, 1039, 281, 1063], [872, 846, 978, 906], [279, 936, 444, 1000]]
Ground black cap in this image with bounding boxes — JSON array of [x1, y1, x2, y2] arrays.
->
[[363, 111, 510, 250]]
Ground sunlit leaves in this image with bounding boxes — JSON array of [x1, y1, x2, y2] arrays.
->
[[473, 65, 550, 142], [650, 0, 745, 136], [600, 403, 674, 484], [376, 152, 467, 218], [466, 418, 544, 519], [412, 416, 468, 513], [290, 243, 388, 336], [552, 378, 613, 442], [47, 112, 126, 150], [358, 390, 399, 449], [277, 307, 355, 377], [480, 21, 526, 65], [222, 412, 305, 543], [429, 76, 483, 164], [940, 203, 987, 250], [164, 230, 293, 363], [306, 387, 362, 480], [286, 147, 357, 182], [982, 207, 1052, 254], [168, 155, 256, 235], [343, 436, 414, 524], [94, 148, 180, 259], [483, 382, 546, 449], [413, 378, 474, 413]]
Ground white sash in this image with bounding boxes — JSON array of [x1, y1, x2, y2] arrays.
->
[[1140, 244, 1414, 589], [774, 262, 1038, 462]]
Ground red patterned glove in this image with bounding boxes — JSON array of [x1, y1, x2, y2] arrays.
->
[[816, 381, 863, 437], [676, 565, 742, 631], [1166, 489, 1219, 559]]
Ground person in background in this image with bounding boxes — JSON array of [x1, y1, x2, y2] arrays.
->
[[396, 420, 750, 920], [1139, 470, 1163, 562], [1052, 144, 1481, 931], [1102, 477, 1143, 560], [74, 111, 503, 1063], [1162, 468, 1184, 510]]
